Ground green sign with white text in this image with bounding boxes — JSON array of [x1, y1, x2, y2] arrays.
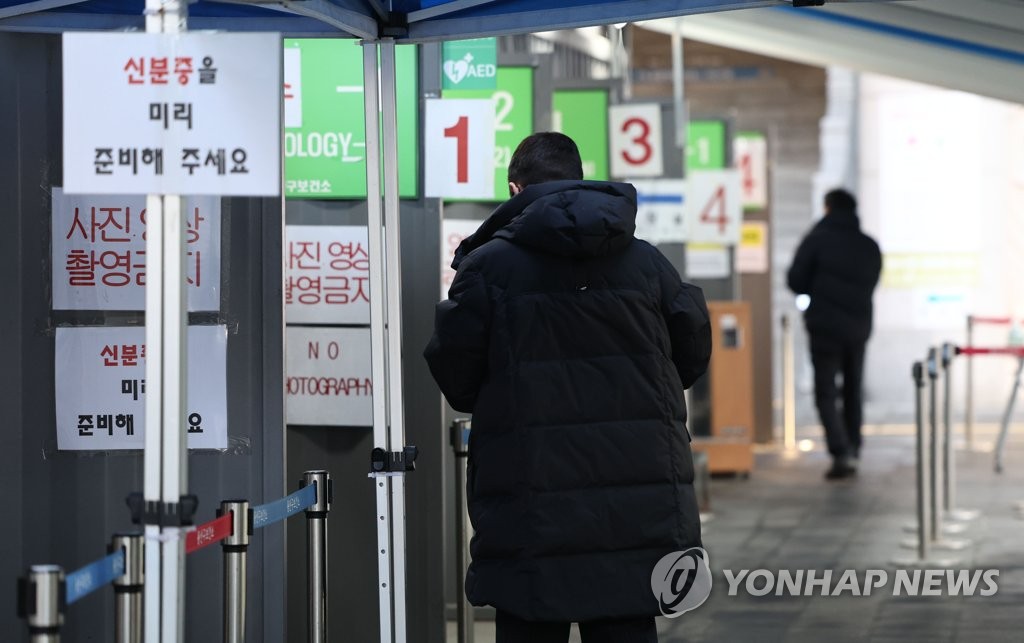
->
[[686, 120, 726, 171], [283, 39, 418, 199], [553, 89, 609, 181], [444, 66, 534, 202], [441, 38, 498, 91]]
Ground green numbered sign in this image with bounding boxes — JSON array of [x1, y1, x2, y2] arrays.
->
[[553, 89, 609, 181], [686, 120, 726, 171], [283, 39, 418, 199], [444, 66, 534, 202]]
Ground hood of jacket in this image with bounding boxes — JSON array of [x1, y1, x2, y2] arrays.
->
[[451, 180, 637, 269]]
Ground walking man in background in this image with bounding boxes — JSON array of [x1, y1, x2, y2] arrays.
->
[[788, 188, 882, 480], [425, 132, 711, 642]]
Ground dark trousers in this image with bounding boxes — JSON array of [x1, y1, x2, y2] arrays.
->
[[810, 336, 866, 459], [496, 610, 658, 643]]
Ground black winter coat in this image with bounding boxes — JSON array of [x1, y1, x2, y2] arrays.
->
[[424, 180, 711, 623], [787, 209, 882, 344]]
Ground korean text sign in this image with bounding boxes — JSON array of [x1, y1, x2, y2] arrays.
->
[[51, 188, 221, 311], [55, 325, 228, 450], [62, 32, 281, 195], [284, 39, 419, 199], [286, 327, 373, 426], [285, 225, 370, 324]]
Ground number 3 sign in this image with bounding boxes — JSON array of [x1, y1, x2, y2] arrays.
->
[[609, 104, 664, 179], [425, 98, 495, 199]]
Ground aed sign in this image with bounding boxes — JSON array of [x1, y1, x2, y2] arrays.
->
[[609, 104, 664, 178], [62, 32, 281, 196], [441, 38, 498, 90]]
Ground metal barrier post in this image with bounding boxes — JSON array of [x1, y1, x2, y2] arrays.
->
[[111, 534, 144, 643], [928, 348, 944, 543], [781, 314, 796, 450], [942, 344, 980, 522], [18, 565, 64, 643], [965, 315, 974, 450], [450, 419, 475, 643], [221, 501, 251, 643], [303, 471, 332, 643], [914, 360, 930, 561]]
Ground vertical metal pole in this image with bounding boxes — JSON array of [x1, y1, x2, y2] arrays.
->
[[450, 420, 474, 643], [941, 344, 956, 513], [144, 3, 189, 642], [221, 501, 251, 643], [965, 315, 974, 451], [670, 18, 686, 150], [928, 348, 943, 543], [18, 565, 64, 643], [782, 314, 796, 450], [994, 357, 1024, 474], [379, 39, 410, 643], [913, 361, 930, 561], [361, 39, 395, 643], [112, 534, 145, 643], [304, 472, 332, 643]]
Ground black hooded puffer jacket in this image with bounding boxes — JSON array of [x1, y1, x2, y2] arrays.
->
[[424, 180, 711, 623]]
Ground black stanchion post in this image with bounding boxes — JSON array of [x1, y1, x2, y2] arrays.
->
[[450, 419, 475, 643], [220, 500, 252, 643], [303, 471, 332, 643], [111, 533, 144, 643], [18, 565, 65, 643]]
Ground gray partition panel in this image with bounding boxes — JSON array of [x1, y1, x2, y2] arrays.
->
[[0, 32, 285, 641]]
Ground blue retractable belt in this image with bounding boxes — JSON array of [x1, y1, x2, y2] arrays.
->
[[66, 550, 125, 605], [252, 483, 318, 530]]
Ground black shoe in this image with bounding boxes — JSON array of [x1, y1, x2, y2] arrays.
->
[[825, 459, 857, 480]]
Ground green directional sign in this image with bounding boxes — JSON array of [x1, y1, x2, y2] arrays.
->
[[283, 39, 418, 199], [553, 89, 609, 181], [441, 38, 498, 91], [444, 66, 534, 202], [686, 120, 726, 171]]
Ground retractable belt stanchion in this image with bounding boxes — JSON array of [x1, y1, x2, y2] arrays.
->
[[303, 471, 332, 643], [928, 349, 969, 549], [111, 534, 144, 643], [966, 316, 975, 451], [897, 361, 931, 563], [941, 344, 980, 522], [955, 344, 1024, 473], [450, 419, 475, 643], [18, 565, 65, 643], [781, 314, 797, 450], [220, 501, 252, 643]]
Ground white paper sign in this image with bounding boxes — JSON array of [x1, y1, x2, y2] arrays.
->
[[441, 219, 482, 299], [687, 170, 742, 245], [737, 221, 769, 274], [425, 99, 495, 199], [283, 47, 303, 129], [62, 32, 281, 195], [631, 179, 688, 244], [285, 225, 370, 324], [734, 134, 768, 210], [55, 325, 228, 450], [51, 187, 220, 311], [286, 327, 373, 426], [609, 104, 664, 178], [686, 244, 731, 279]]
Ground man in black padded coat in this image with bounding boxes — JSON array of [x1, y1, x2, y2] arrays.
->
[[787, 188, 882, 481], [424, 133, 712, 643]]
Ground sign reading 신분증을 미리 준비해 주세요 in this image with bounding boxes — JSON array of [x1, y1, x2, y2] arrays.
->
[[55, 326, 228, 450], [62, 32, 280, 196], [51, 188, 221, 311]]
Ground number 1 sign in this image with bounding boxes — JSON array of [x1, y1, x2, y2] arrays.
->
[[425, 98, 495, 199]]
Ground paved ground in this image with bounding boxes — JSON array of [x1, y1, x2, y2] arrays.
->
[[449, 426, 1024, 642]]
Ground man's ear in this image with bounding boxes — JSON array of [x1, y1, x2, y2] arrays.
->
[[509, 182, 522, 197]]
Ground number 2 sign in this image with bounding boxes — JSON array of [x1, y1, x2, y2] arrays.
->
[[425, 98, 495, 199], [609, 104, 664, 178]]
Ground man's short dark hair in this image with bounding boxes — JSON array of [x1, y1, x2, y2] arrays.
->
[[507, 132, 584, 189], [824, 188, 857, 213]]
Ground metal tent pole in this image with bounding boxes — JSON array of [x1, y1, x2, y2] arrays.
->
[[143, 3, 189, 642], [379, 39, 410, 643], [362, 40, 395, 643]]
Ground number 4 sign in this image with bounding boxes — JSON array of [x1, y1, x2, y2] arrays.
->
[[687, 170, 742, 244], [425, 98, 495, 199]]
